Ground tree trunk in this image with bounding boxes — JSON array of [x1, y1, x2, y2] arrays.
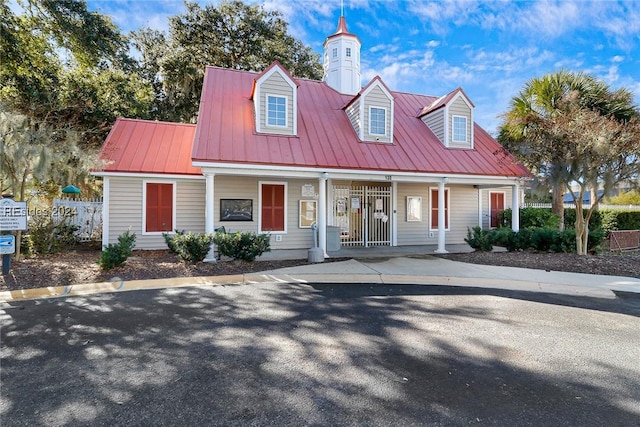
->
[[552, 184, 565, 231], [574, 203, 589, 255]]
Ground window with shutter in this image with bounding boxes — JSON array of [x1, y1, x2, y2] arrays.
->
[[260, 183, 286, 232], [145, 182, 174, 233], [430, 188, 450, 231]]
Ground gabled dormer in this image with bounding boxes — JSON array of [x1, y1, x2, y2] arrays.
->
[[251, 61, 298, 136], [344, 76, 394, 143], [418, 87, 474, 149]]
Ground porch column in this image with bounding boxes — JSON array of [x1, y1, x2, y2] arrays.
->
[[435, 178, 448, 253], [391, 181, 398, 246], [318, 173, 328, 256], [204, 172, 216, 262], [511, 183, 520, 232]]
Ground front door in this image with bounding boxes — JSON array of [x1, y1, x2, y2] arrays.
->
[[332, 184, 392, 247], [490, 192, 505, 228]]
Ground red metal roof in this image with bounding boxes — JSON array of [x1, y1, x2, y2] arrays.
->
[[98, 118, 201, 175], [193, 67, 530, 177], [417, 87, 475, 117]]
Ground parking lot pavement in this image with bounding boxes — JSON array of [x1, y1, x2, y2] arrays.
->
[[2, 282, 640, 426]]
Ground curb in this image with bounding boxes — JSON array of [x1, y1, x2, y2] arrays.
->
[[0, 272, 616, 303]]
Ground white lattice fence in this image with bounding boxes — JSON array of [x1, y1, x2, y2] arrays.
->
[[53, 198, 103, 242]]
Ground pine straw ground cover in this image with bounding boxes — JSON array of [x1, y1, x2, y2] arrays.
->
[[1, 246, 638, 291]]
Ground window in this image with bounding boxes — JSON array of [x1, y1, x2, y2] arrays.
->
[[260, 183, 286, 232], [452, 116, 467, 143], [332, 47, 338, 58], [267, 95, 286, 127], [370, 107, 386, 136], [144, 182, 174, 233], [430, 188, 450, 230], [346, 47, 351, 57], [406, 196, 422, 222], [299, 200, 317, 228], [490, 192, 505, 228]]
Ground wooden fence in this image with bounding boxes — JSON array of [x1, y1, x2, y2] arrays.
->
[[53, 198, 103, 242], [609, 230, 640, 252]]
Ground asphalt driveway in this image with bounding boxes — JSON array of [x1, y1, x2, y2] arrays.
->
[[2, 282, 639, 426]]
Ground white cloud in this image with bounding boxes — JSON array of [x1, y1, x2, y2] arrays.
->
[[611, 55, 625, 63]]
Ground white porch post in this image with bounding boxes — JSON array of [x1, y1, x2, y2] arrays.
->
[[102, 177, 110, 248], [511, 183, 520, 232], [477, 187, 483, 228], [204, 172, 216, 262], [318, 173, 328, 256], [391, 181, 398, 246], [435, 178, 448, 253]]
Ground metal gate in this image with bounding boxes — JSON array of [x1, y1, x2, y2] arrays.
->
[[332, 184, 391, 247]]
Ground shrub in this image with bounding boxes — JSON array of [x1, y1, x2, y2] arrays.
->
[[490, 228, 516, 251], [513, 228, 533, 251], [213, 231, 271, 261], [99, 230, 136, 270], [529, 228, 558, 252], [163, 229, 185, 254], [465, 227, 493, 252], [24, 215, 80, 254], [171, 232, 215, 263], [549, 230, 575, 253], [499, 207, 559, 229]]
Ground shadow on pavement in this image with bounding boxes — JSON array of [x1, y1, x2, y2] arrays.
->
[[1, 283, 639, 426]]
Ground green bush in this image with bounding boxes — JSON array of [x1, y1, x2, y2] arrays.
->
[[213, 231, 271, 261], [549, 230, 575, 253], [490, 228, 516, 251], [24, 215, 80, 254], [529, 228, 558, 252], [99, 230, 136, 270], [163, 229, 186, 254], [499, 207, 559, 229], [171, 232, 215, 263], [513, 228, 533, 251], [465, 227, 493, 252]]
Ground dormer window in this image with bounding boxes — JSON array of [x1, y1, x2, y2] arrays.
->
[[267, 95, 287, 127], [452, 115, 467, 143], [252, 61, 298, 136], [370, 107, 386, 135], [346, 47, 351, 57]]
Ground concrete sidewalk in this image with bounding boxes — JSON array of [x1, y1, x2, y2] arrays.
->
[[1, 255, 639, 303]]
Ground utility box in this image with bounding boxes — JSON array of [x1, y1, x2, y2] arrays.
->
[[327, 226, 341, 251]]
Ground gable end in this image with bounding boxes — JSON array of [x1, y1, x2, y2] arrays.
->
[[253, 64, 298, 136]]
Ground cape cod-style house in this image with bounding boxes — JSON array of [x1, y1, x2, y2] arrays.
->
[[94, 16, 530, 257]]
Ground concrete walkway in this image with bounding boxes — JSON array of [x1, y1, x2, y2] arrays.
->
[[1, 248, 638, 302]]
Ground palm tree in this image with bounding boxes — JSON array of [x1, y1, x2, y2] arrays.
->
[[498, 71, 637, 231]]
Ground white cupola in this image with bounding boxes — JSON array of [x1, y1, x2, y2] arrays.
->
[[323, 16, 361, 95]]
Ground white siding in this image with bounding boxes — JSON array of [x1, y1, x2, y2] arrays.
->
[[345, 99, 361, 138], [108, 177, 205, 250], [396, 183, 478, 245], [259, 72, 295, 135], [214, 176, 316, 250], [363, 85, 393, 143], [422, 109, 445, 144], [449, 97, 472, 148]]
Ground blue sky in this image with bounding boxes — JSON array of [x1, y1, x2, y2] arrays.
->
[[86, 1, 640, 134]]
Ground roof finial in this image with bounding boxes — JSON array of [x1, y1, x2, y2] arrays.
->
[[341, 0, 344, 17]]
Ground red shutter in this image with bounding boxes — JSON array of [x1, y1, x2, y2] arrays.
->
[[146, 183, 173, 232], [490, 193, 505, 228], [261, 184, 285, 231]]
